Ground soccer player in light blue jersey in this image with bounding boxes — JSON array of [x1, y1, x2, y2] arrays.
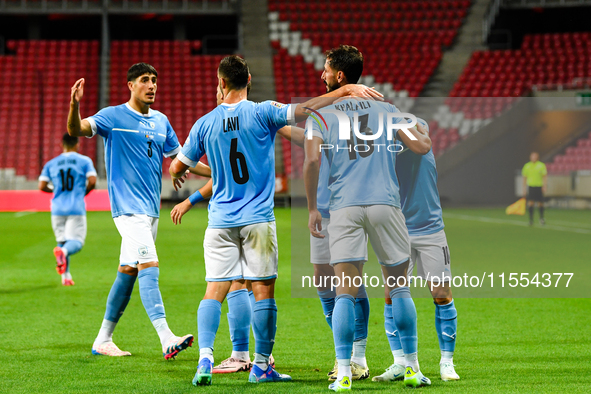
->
[[39, 133, 97, 286], [67, 63, 210, 359], [310, 46, 373, 383], [373, 118, 459, 383], [304, 45, 433, 391], [169, 55, 380, 386]]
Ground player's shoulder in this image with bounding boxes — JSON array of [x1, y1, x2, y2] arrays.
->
[[148, 107, 169, 121], [45, 154, 62, 167], [191, 106, 223, 131], [256, 100, 287, 110]]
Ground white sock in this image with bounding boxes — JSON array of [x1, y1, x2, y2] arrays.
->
[[61, 247, 69, 257], [351, 356, 367, 368], [254, 353, 269, 370], [337, 359, 352, 381], [405, 352, 420, 372], [231, 351, 250, 361], [200, 348, 213, 363], [94, 319, 116, 346], [152, 318, 175, 347], [441, 351, 454, 364], [61, 272, 72, 280], [392, 349, 405, 366]]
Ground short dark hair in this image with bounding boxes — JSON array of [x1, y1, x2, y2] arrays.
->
[[62, 133, 78, 148], [325, 45, 363, 84], [218, 55, 249, 91], [127, 63, 158, 82]]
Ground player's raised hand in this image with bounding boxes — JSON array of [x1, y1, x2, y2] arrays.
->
[[349, 84, 384, 100], [171, 199, 193, 225], [308, 209, 325, 239], [71, 78, 85, 104]]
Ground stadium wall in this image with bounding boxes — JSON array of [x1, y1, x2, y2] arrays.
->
[[437, 97, 591, 205]]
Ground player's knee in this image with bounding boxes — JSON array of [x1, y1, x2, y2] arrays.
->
[[434, 297, 453, 306], [118, 264, 138, 276]]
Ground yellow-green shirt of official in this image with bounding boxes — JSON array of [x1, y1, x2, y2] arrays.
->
[[522, 161, 547, 187]]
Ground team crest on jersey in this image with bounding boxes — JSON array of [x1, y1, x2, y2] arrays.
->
[[145, 134, 154, 140], [140, 120, 156, 129], [270, 101, 285, 108], [138, 246, 149, 257]]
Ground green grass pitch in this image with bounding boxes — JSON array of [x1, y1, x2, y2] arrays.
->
[[1, 207, 590, 393]]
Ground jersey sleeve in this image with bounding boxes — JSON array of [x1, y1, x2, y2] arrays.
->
[[163, 118, 181, 158], [178, 120, 206, 168], [258, 101, 292, 134], [521, 163, 528, 177], [541, 163, 547, 176], [85, 157, 98, 178], [39, 162, 51, 182], [85, 107, 114, 138]]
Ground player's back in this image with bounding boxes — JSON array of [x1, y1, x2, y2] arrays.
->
[[396, 142, 443, 236], [41, 152, 95, 216], [318, 99, 403, 211], [188, 99, 288, 228]]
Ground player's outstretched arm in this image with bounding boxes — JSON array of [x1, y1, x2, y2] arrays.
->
[[38, 180, 53, 193], [278, 126, 305, 148], [188, 162, 212, 178], [293, 84, 383, 123], [171, 179, 213, 225], [67, 78, 93, 137], [303, 136, 325, 238], [85, 176, 97, 196], [169, 157, 191, 191], [398, 121, 432, 155]]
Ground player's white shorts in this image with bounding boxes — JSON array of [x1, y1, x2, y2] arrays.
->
[[204, 221, 278, 281], [311, 217, 369, 265], [113, 214, 159, 266], [408, 229, 452, 283], [51, 215, 87, 244], [328, 205, 410, 266], [310, 217, 331, 264]]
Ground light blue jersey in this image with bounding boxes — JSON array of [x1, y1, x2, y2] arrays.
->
[[317, 154, 331, 219], [313, 99, 404, 211], [396, 119, 444, 236], [39, 152, 97, 216], [86, 103, 180, 218], [179, 100, 291, 228]]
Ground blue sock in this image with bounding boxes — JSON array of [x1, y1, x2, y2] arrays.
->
[[104, 271, 137, 323], [248, 291, 256, 322], [435, 300, 457, 354], [354, 285, 370, 341], [138, 267, 166, 322], [332, 294, 355, 360], [317, 288, 336, 330], [384, 302, 403, 352], [227, 289, 251, 352], [389, 287, 418, 355], [198, 299, 222, 350], [252, 298, 277, 357], [62, 240, 83, 256]]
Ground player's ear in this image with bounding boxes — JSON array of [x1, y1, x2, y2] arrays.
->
[[127, 80, 134, 92], [248, 73, 251, 84]]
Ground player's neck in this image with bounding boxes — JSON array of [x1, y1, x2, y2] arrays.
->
[[63, 148, 77, 153], [222, 89, 247, 105], [128, 98, 150, 115]]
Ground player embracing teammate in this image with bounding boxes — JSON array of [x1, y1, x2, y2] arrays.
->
[[304, 45, 433, 390]]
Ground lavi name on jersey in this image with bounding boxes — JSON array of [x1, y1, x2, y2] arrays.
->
[[223, 116, 240, 133]]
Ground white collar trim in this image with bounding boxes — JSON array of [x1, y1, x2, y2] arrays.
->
[[125, 102, 152, 117], [221, 98, 247, 107]]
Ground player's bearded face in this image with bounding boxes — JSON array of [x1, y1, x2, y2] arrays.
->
[[322, 60, 339, 93], [131, 73, 157, 104]]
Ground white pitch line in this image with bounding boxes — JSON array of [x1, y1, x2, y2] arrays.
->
[[443, 213, 591, 235], [14, 211, 37, 218]]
